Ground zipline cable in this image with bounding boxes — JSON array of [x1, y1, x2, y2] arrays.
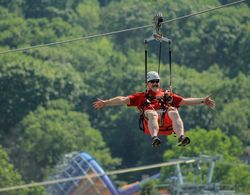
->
[[161, 0, 246, 25], [0, 0, 245, 55], [0, 158, 248, 192], [0, 159, 192, 192]]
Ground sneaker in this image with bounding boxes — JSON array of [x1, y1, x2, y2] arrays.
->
[[177, 135, 191, 146], [152, 136, 161, 147]]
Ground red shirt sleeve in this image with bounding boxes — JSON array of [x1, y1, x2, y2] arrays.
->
[[172, 93, 183, 108], [127, 92, 144, 107]]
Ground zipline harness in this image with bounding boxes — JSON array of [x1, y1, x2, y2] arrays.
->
[[139, 12, 175, 135]]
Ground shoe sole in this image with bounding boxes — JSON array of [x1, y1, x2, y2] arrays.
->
[[152, 139, 161, 147], [177, 137, 191, 146]]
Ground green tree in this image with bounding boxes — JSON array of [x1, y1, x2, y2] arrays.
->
[[27, 37, 127, 77], [0, 0, 101, 32], [163, 1, 250, 76], [100, 0, 157, 52], [217, 163, 250, 193], [215, 99, 250, 145], [169, 64, 222, 130], [98, 0, 112, 6], [0, 53, 84, 137], [0, 0, 249, 186], [162, 128, 250, 193], [200, 5, 250, 76], [74, 0, 100, 32], [140, 179, 160, 195], [9, 99, 120, 181], [0, 145, 23, 194], [0, 8, 29, 48], [164, 128, 243, 162], [0, 145, 45, 195], [0, 8, 85, 48], [18, 0, 70, 18], [0, 1, 23, 16], [100, 0, 250, 76]]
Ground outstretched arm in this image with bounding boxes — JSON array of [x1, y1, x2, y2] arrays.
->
[[179, 95, 215, 109], [93, 96, 130, 109]]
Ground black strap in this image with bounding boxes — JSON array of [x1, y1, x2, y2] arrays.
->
[[168, 40, 172, 92], [139, 113, 145, 131], [158, 42, 162, 74], [145, 40, 173, 93], [144, 43, 148, 88], [138, 90, 174, 132]]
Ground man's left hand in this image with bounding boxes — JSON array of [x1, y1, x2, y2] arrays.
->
[[203, 95, 215, 109]]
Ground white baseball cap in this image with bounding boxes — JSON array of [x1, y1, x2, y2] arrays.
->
[[147, 71, 160, 82]]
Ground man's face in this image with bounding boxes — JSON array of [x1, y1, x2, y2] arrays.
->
[[147, 79, 160, 92]]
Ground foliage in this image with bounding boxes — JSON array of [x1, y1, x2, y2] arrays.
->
[[8, 99, 120, 181], [0, 53, 84, 134], [0, 7, 85, 48], [216, 162, 250, 194], [102, 0, 250, 76], [0, 0, 249, 191], [0, 145, 23, 194], [75, 0, 100, 32], [162, 0, 250, 76], [162, 128, 250, 193], [99, 0, 157, 52], [0, 145, 45, 195], [140, 179, 160, 195], [4, 0, 77, 19], [215, 99, 250, 145]]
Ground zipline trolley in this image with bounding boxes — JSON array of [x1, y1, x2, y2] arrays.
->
[[144, 12, 173, 93]]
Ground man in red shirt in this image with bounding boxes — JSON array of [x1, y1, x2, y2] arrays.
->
[[93, 71, 215, 147]]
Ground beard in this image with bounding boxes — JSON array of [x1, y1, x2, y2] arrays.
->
[[152, 85, 159, 92]]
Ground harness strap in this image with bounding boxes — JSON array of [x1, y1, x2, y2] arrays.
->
[[158, 42, 162, 74], [138, 89, 175, 132], [168, 40, 172, 93], [144, 39, 173, 93], [144, 43, 148, 89], [139, 114, 145, 131]]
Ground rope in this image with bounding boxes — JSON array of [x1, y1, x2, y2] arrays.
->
[[0, 159, 191, 192], [0, 0, 245, 55]]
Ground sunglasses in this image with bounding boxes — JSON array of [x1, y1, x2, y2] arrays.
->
[[149, 80, 160, 84]]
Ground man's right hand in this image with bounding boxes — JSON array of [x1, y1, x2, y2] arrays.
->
[[93, 98, 106, 109]]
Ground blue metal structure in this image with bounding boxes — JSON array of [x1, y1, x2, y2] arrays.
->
[[50, 152, 119, 195], [49, 152, 160, 195]]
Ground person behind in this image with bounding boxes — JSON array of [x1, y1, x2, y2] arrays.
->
[[93, 71, 215, 147]]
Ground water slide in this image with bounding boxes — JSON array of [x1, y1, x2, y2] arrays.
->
[[49, 152, 159, 195]]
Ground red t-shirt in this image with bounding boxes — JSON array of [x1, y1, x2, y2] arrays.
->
[[127, 89, 183, 111]]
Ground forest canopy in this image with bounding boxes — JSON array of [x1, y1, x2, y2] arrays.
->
[[0, 0, 249, 193]]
